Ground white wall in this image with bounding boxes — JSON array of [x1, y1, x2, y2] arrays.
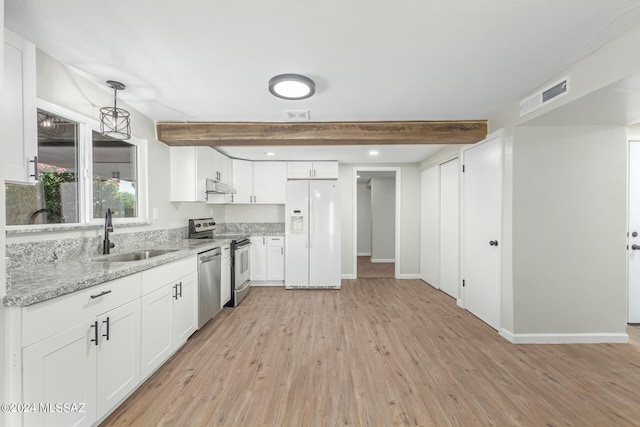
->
[[420, 166, 440, 287], [340, 163, 421, 277], [370, 177, 395, 261], [512, 126, 627, 335], [356, 182, 371, 255]]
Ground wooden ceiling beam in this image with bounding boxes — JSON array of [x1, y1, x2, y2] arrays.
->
[[156, 121, 487, 146]]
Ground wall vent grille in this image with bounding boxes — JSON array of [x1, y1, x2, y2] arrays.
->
[[520, 76, 569, 117]]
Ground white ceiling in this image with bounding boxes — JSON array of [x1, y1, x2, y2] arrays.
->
[[6, 0, 640, 163]]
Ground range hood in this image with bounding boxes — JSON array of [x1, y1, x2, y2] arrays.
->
[[206, 178, 237, 195]]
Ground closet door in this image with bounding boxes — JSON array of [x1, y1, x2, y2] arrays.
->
[[440, 158, 460, 299], [420, 166, 440, 288], [462, 132, 503, 330]]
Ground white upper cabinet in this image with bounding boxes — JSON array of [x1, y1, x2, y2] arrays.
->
[[212, 149, 232, 185], [3, 29, 37, 183], [287, 161, 338, 179], [169, 146, 215, 202], [232, 160, 286, 204]]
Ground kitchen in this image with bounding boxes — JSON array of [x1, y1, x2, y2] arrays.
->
[[3, 1, 640, 426]]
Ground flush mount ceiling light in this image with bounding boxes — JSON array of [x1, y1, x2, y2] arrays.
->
[[265, 152, 276, 156], [368, 150, 379, 156], [269, 74, 315, 100], [100, 80, 131, 140]]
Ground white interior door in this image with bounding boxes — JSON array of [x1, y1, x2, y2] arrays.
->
[[420, 166, 440, 287], [462, 134, 502, 330], [309, 180, 341, 287], [628, 141, 640, 323], [440, 158, 460, 299]]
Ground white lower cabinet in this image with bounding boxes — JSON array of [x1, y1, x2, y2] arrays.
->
[[140, 257, 198, 379], [21, 274, 141, 427], [251, 236, 285, 283], [15, 256, 199, 427], [221, 244, 231, 307]]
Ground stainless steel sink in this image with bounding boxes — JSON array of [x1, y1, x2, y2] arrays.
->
[[92, 249, 178, 262]]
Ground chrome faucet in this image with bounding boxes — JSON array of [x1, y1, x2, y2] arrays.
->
[[103, 208, 115, 254]]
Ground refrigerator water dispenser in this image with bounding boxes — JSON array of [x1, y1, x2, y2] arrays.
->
[[290, 210, 304, 233]]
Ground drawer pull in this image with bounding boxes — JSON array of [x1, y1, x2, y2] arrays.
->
[[90, 290, 112, 299]]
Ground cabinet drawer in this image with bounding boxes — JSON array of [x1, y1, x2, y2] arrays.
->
[[22, 273, 141, 347], [141, 256, 197, 295], [266, 236, 284, 247]]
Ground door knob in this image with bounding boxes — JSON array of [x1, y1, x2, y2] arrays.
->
[[632, 244, 640, 250], [489, 240, 499, 247]]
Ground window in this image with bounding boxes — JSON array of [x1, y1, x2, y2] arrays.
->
[[5, 102, 147, 227]]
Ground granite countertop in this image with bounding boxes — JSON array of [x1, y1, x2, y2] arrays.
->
[[3, 238, 231, 308]]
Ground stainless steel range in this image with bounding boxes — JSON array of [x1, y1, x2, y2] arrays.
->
[[188, 218, 252, 308]]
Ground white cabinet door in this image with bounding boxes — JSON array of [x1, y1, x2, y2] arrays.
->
[[250, 236, 267, 281], [221, 245, 231, 307], [96, 299, 141, 419], [287, 162, 313, 179], [232, 159, 254, 203], [420, 166, 440, 288], [172, 271, 198, 346], [3, 30, 37, 183], [312, 161, 339, 179], [266, 244, 285, 281], [140, 285, 173, 379], [222, 155, 233, 186], [462, 133, 502, 331], [23, 321, 97, 427], [253, 162, 287, 204], [170, 146, 213, 202]]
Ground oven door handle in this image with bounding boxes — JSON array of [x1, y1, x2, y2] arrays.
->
[[236, 279, 251, 293]]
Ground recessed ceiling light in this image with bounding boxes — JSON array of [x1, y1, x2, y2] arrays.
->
[[369, 150, 379, 156], [269, 74, 315, 100], [265, 152, 276, 156]]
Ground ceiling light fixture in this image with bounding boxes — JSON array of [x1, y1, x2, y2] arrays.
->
[[369, 150, 379, 156], [269, 74, 315, 100], [100, 80, 131, 140], [265, 152, 276, 156]]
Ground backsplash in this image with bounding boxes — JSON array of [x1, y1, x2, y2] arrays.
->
[[216, 222, 285, 235], [6, 227, 187, 269]]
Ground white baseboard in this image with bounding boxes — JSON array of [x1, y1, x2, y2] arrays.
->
[[456, 299, 464, 308], [250, 282, 284, 287], [398, 274, 421, 279], [419, 278, 439, 289], [370, 258, 395, 263], [357, 252, 371, 256], [341, 274, 356, 279], [499, 328, 629, 344]]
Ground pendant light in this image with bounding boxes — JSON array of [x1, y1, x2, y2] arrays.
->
[[100, 80, 131, 140]]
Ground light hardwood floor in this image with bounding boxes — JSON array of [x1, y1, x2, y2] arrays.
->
[[357, 256, 395, 278], [101, 279, 640, 426]]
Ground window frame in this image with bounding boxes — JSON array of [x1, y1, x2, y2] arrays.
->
[[5, 99, 148, 230]]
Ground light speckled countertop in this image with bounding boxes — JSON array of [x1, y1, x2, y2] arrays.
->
[[4, 239, 231, 307]]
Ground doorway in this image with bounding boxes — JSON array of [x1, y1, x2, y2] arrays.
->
[[353, 167, 401, 279]]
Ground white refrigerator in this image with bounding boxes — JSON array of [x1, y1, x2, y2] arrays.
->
[[285, 180, 341, 288]]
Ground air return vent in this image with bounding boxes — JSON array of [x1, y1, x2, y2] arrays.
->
[[284, 110, 310, 121], [520, 76, 569, 117]]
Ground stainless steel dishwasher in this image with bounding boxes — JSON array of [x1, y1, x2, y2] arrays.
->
[[198, 247, 221, 328]]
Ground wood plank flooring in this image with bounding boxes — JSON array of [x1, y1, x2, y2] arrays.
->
[[357, 256, 395, 278], [101, 279, 640, 426]]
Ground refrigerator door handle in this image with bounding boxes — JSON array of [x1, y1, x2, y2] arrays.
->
[[309, 193, 313, 249]]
